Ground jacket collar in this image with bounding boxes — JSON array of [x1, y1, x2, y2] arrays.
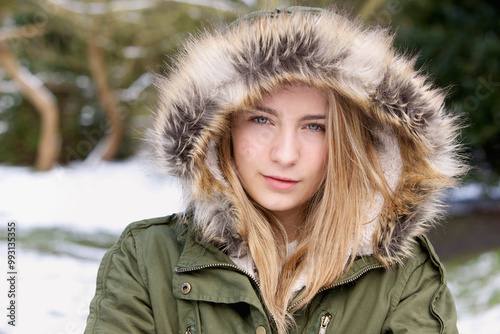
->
[[175, 222, 233, 270], [175, 220, 385, 289]]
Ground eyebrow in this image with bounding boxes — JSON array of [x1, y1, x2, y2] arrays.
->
[[253, 105, 326, 121], [301, 115, 326, 121], [254, 106, 278, 116]]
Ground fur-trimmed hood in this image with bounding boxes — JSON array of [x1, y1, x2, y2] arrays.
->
[[149, 7, 465, 262]]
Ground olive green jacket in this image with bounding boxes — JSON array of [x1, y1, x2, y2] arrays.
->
[[85, 214, 458, 334]]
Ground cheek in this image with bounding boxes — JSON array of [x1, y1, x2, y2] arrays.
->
[[319, 144, 328, 168], [233, 134, 257, 163], [232, 127, 270, 163], [232, 134, 258, 181], [308, 142, 328, 180]]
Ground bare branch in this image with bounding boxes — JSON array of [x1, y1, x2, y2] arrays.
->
[[87, 23, 123, 161], [0, 23, 46, 42], [0, 41, 60, 171]]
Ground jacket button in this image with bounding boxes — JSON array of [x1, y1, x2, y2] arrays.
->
[[180, 282, 191, 294], [256, 326, 266, 334]]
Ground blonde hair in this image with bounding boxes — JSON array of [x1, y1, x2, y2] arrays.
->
[[218, 85, 395, 333]]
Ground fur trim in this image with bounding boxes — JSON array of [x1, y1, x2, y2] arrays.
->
[[149, 8, 465, 261]]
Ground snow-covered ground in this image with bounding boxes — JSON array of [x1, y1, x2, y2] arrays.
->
[[0, 159, 499, 333], [0, 158, 183, 234]]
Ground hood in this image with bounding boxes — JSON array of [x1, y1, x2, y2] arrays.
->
[[149, 7, 465, 261]]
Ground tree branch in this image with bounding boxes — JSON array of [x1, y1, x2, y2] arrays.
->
[[0, 23, 46, 42], [0, 41, 60, 171], [87, 23, 123, 161]]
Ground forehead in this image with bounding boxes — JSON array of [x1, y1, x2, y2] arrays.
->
[[258, 84, 328, 116]]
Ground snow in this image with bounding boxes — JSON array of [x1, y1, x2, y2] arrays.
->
[[0, 159, 499, 333], [0, 158, 183, 233], [0, 247, 102, 334]]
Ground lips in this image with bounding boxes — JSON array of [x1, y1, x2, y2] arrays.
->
[[263, 175, 299, 190]]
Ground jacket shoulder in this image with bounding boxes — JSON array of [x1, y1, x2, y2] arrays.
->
[[85, 213, 188, 333], [401, 236, 446, 278], [383, 236, 458, 333], [104, 213, 189, 289], [390, 236, 450, 306], [118, 213, 188, 245]]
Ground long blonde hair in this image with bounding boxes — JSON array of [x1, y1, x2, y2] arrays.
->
[[218, 85, 395, 333]]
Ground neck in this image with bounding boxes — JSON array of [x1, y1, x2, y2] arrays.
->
[[273, 209, 302, 242]]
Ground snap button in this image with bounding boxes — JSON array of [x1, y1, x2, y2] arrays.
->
[[256, 326, 266, 334], [180, 282, 191, 294]]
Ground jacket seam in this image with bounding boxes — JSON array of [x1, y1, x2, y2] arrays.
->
[[130, 227, 149, 290], [427, 250, 448, 333], [388, 251, 427, 316], [388, 245, 447, 332], [88, 226, 134, 333], [420, 236, 449, 333]]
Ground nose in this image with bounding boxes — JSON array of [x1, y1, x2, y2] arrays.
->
[[270, 129, 299, 166]]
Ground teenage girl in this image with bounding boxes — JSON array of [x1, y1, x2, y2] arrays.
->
[[85, 7, 464, 334]]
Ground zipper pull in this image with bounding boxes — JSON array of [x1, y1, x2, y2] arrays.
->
[[318, 314, 332, 334]]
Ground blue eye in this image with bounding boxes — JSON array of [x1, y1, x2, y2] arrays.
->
[[253, 117, 270, 124], [306, 124, 324, 131]]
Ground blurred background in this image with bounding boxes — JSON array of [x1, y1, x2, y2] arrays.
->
[[0, 0, 499, 333]]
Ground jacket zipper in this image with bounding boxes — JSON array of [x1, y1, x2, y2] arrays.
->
[[311, 264, 383, 334], [318, 314, 332, 334], [176, 263, 261, 288], [287, 263, 384, 312], [320, 263, 384, 291]]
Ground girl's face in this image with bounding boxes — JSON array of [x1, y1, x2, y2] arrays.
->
[[232, 85, 328, 225]]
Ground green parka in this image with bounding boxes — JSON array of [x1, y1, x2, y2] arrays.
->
[[85, 214, 458, 333], [86, 7, 465, 333]]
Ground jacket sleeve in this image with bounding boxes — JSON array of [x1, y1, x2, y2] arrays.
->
[[84, 226, 155, 334], [382, 240, 459, 334]]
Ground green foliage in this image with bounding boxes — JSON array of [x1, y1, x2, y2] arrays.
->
[[0, 226, 118, 258], [0, 95, 39, 165]]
